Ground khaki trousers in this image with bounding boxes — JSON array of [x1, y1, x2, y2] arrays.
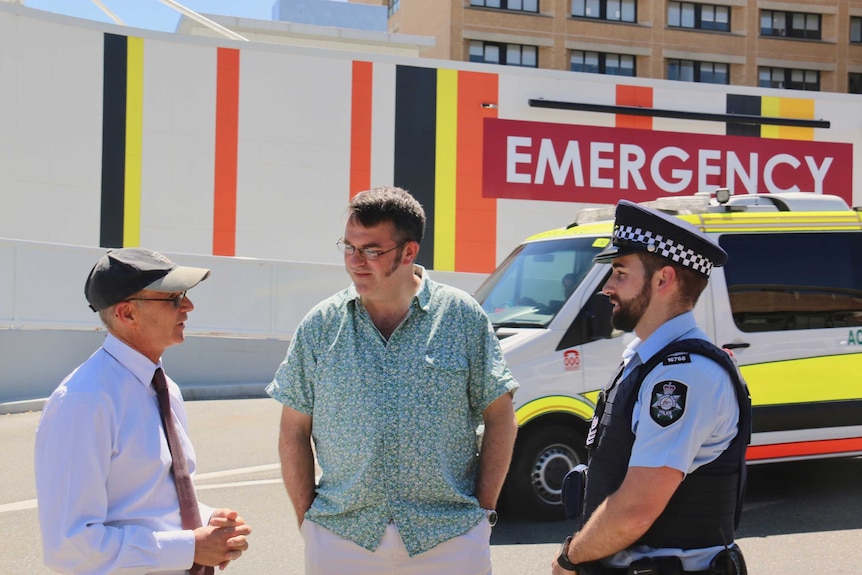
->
[[301, 518, 492, 575]]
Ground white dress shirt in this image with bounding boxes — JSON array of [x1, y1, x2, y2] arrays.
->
[[35, 334, 212, 574]]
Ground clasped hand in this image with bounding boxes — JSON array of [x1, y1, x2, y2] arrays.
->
[[194, 508, 252, 570]]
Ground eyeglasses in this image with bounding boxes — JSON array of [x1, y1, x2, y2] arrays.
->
[[124, 291, 187, 308], [336, 239, 406, 261]]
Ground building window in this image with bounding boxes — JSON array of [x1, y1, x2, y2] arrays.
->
[[667, 59, 728, 84], [761, 10, 821, 40], [851, 17, 862, 43], [849, 73, 862, 94], [571, 50, 635, 76], [759, 67, 819, 91], [572, 0, 636, 23], [469, 41, 538, 67], [388, 0, 399, 17], [668, 2, 730, 32], [470, 0, 539, 12]]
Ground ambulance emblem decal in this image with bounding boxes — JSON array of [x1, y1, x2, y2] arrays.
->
[[650, 380, 687, 427]]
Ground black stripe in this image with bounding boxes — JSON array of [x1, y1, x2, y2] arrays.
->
[[753, 399, 862, 433], [726, 95, 761, 137], [528, 98, 829, 129], [100, 33, 127, 248], [394, 65, 436, 268]]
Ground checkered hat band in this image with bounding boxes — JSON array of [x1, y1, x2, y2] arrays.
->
[[615, 225, 713, 275]]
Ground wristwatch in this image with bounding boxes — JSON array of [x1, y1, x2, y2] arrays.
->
[[557, 536, 579, 572], [482, 508, 498, 527]]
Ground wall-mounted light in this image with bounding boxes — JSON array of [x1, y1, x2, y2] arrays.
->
[[481, 103, 498, 109]]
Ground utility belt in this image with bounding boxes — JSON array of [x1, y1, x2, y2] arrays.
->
[[577, 545, 747, 575]]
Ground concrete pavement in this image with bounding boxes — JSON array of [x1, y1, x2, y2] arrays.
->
[[7, 398, 862, 574]]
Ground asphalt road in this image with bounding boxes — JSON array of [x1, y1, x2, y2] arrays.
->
[[5, 398, 862, 574]]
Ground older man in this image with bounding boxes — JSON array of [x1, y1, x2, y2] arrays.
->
[[35, 248, 251, 575]]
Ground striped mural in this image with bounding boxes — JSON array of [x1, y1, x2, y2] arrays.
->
[[350, 60, 373, 199], [96, 34, 825, 270], [100, 35, 241, 255], [213, 47, 240, 257], [615, 84, 652, 130], [727, 93, 816, 139], [394, 66, 438, 268], [453, 71, 498, 273], [614, 87, 817, 141], [348, 63, 500, 274], [100, 33, 143, 249]]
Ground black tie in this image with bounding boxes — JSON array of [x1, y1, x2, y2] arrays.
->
[[152, 368, 213, 575]]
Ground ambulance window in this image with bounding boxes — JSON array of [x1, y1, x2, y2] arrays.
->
[[720, 232, 862, 332], [475, 237, 604, 328]]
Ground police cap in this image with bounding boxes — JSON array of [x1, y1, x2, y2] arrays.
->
[[593, 200, 727, 278]]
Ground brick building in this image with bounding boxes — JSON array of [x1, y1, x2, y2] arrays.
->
[[352, 0, 862, 93]]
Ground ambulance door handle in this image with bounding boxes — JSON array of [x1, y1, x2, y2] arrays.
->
[[722, 342, 750, 350]]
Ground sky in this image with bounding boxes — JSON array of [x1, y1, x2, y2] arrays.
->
[[23, 0, 344, 32]]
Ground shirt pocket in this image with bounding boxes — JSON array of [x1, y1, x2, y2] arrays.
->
[[421, 348, 469, 404], [423, 349, 468, 374]]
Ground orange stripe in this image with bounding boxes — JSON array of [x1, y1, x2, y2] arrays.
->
[[747, 437, 862, 461], [350, 61, 373, 199], [455, 71, 498, 273], [615, 84, 652, 130], [213, 48, 240, 256]]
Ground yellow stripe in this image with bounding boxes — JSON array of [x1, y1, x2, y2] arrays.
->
[[123, 36, 144, 247], [761, 96, 780, 139], [761, 96, 815, 141], [696, 211, 862, 233], [777, 97, 814, 141], [516, 395, 596, 426], [527, 211, 862, 242], [741, 353, 862, 406], [434, 69, 458, 271]]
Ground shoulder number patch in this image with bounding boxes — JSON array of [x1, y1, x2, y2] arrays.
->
[[663, 352, 691, 366], [650, 380, 687, 427]]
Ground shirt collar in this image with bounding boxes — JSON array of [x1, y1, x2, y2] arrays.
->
[[626, 311, 698, 367], [346, 264, 431, 312], [414, 265, 432, 311], [102, 332, 163, 389]]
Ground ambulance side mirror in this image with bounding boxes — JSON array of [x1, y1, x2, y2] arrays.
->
[[556, 291, 615, 351], [585, 291, 614, 340]]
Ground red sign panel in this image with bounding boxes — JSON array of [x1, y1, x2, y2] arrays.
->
[[482, 118, 853, 205]]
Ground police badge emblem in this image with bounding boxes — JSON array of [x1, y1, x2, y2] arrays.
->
[[650, 380, 687, 427]]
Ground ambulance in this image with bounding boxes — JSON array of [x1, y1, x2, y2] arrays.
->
[[476, 192, 862, 520]]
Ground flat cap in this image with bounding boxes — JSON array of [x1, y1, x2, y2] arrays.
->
[[84, 248, 210, 311]]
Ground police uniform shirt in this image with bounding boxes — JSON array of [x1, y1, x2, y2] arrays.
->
[[608, 311, 740, 571]]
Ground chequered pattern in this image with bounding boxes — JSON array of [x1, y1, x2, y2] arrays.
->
[[616, 225, 714, 276]]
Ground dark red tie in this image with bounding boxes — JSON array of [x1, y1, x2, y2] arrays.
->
[[152, 368, 213, 575]]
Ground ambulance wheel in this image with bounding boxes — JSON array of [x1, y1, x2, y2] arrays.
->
[[502, 423, 586, 521]]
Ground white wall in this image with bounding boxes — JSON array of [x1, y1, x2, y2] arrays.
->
[[0, 237, 487, 408], [2, 3, 861, 408], [3, 3, 860, 267]]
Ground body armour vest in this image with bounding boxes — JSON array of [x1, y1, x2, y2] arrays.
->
[[582, 338, 752, 550]]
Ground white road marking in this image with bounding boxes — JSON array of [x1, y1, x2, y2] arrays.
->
[[1, 463, 282, 514]]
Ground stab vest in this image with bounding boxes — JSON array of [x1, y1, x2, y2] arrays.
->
[[582, 339, 752, 549]]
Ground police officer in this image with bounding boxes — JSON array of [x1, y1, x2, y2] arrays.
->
[[551, 200, 751, 575]]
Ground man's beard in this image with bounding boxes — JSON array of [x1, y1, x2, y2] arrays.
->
[[383, 246, 405, 278], [610, 280, 652, 332]]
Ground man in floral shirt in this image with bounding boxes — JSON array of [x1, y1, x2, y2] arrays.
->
[[267, 186, 518, 574]]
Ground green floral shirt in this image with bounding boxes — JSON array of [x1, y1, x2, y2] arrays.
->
[[266, 267, 518, 556]]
